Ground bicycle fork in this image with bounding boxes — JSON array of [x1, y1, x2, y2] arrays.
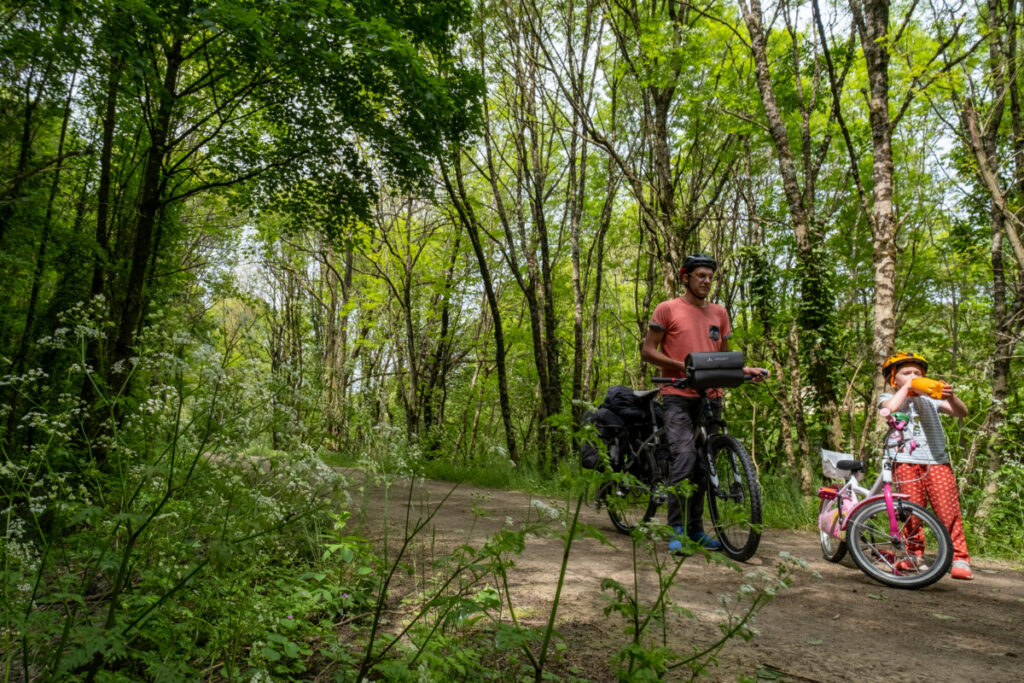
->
[[698, 425, 721, 495], [881, 460, 902, 544]]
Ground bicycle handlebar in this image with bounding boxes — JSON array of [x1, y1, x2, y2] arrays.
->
[[881, 410, 917, 455], [651, 370, 769, 390]]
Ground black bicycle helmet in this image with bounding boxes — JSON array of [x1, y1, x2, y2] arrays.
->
[[679, 253, 718, 277]]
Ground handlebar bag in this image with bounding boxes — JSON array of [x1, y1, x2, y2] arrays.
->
[[685, 351, 746, 390]]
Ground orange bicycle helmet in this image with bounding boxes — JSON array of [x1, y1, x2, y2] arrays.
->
[[882, 351, 928, 385]]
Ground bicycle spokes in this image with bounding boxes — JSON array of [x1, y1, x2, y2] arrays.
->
[[717, 481, 746, 503], [847, 499, 952, 588]]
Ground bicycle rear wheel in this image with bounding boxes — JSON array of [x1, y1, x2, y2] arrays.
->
[[818, 498, 847, 563], [705, 434, 762, 561], [846, 499, 953, 589], [599, 449, 659, 534]]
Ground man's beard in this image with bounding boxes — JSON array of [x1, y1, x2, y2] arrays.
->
[[687, 282, 707, 300]]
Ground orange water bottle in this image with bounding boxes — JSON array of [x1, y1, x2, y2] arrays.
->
[[910, 377, 946, 399]]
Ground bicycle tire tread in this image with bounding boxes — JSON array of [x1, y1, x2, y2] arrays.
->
[[706, 434, 762, 561]]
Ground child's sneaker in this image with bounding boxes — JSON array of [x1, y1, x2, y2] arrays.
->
[[950, 560, 974, 580], [894, 556, 929, 573], [875, 549, 896, 566]]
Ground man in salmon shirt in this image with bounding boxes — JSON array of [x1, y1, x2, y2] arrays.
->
[[640, 254, 766, 555]]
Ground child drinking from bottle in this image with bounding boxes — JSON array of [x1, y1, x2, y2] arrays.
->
[[879, 352, 972, 580]]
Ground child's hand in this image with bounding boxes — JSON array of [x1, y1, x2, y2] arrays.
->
[[939, 382, 954, 399]]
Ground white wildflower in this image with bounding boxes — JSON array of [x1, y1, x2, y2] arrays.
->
[[530, 499, 560, 520]]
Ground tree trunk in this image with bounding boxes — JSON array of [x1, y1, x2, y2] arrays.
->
[[421, 232, 462, 451], [442, 163, 519, 465], [109, 38, 183, 401], [849, 0, 899, 403], [740, 0, 842, 450], [3, 74, 80, 453], [585, 156, 618, 400]]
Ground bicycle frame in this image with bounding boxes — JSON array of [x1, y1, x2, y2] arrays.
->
[[624, 390, 725, 505], [596, 364, 765, 559], [820, 412, 915, 541]]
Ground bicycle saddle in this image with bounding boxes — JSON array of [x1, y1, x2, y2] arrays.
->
[[837, 459, 867, 472]]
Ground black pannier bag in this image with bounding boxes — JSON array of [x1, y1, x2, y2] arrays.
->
[[602, 385, 648, 424], [580, 386, 661, 471], [602, 386, 654, 453], [579, 438, 601, 470], [579, 407, 625, 470], [685, 351, 746, 390]]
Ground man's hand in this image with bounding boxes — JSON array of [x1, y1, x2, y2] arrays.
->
[[744, 366, 769, 382]]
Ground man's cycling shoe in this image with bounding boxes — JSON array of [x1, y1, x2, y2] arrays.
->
[[687, 530, 722, 551], [668, 526, 689, 556]]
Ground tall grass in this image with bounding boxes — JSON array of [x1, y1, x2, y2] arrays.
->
[[759, 473, 819, 529]]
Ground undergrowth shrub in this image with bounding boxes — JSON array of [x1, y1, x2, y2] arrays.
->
[[0, 313, 349, 680], [971, 462, 1024, 560], [2, 307, 804, 681]]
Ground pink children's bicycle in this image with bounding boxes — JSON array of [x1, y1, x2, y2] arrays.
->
[[817, 410, 953, 589]]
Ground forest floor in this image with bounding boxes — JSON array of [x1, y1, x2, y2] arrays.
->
[[344, 470, 1024, 682]]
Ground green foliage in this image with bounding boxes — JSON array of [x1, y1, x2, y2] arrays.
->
[[595, 525, 805, 681], [759, 473, 818, 529], [0, 320, 344, 679], [975, 462, 1024, 559], [1, 0, 1023, 676]]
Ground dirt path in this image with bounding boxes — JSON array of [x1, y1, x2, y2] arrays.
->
[[346, 471, 1024, 681]]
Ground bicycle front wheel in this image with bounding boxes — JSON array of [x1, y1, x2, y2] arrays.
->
[[846, 499, 953, 589], [705, 434, 762, 561], [599, 450, 659, 534]]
